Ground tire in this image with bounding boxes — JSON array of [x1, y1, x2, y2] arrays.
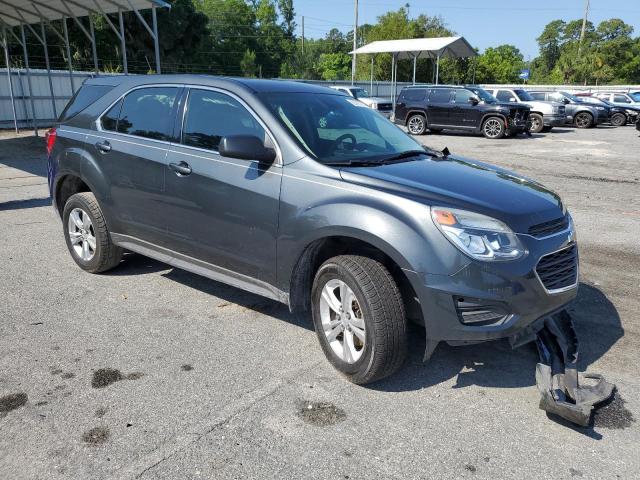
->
[[610, 112, 626, 127], [62, 192, 123, 273], [311, 255, 407, 385], [429, 128, 442, 134], [529, 113, 544, 133], [574, 112, 593, 129], [406, 113, 427, 135], [482, 116, 506, 139]]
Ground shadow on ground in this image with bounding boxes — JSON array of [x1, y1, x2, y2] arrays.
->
[[0, 135, 47, 177]]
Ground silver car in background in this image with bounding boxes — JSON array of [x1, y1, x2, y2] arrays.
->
[[330, 85, 393, 118]]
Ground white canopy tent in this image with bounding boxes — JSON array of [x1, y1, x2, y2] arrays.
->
[[350, 36, 477, 113], [0, 0, 169, 134]]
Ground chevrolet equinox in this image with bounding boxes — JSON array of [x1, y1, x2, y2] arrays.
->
[[48, 76, 579, 384]]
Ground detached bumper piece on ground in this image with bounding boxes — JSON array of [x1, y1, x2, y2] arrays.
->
[[535, 310, 614, 427]]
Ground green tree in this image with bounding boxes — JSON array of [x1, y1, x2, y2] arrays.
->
[[474, 45, 525, 83], [318, 52, 351, 80]]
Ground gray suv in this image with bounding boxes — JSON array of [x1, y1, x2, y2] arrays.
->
[[48, 76, 578, 385]]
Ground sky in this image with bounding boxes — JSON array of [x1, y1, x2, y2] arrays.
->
[[293, 0, 640, 59]]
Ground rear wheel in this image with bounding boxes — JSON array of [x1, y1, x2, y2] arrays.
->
[[311, 255, 407, 385], [610, 112, 626, 127], [574, 112, 593, 128], [482, 117, 505, 139], [406, 114, 427, 135], [63, 192, 122, 273], [529, 113, 544, 133]]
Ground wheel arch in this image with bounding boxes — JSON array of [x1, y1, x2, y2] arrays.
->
[[405, 109, 429, 125]]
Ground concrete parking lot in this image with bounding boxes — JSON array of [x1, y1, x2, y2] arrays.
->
[[1, 125, 639, 479]]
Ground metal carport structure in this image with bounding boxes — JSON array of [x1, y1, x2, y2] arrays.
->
[[0, 0, 169, 134], [350, 36, 477, 113]]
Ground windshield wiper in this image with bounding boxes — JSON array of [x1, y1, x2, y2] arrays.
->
[[377, 149, 440, 163]]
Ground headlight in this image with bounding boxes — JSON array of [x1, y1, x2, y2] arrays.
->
[[431, 207, 526, 261], [626, 109, 637, 115]]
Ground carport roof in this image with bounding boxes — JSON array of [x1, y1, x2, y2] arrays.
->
[[0, 0, 170, 27], [350, 36, 477, 60]]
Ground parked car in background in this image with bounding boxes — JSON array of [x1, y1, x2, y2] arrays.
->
[[330, 86, 393, 118], [395, 85, 531, 139], [528, 91, 609, 128], [47, 75, 579, 385], [629, 91, 640, 102], [637, 114, 640, 132], [578, 95, 639, 126], [486, 88, 565, 133], [593, 91, 640, 107]]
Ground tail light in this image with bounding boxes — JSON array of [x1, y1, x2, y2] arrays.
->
[[45, 128, 57, 156]]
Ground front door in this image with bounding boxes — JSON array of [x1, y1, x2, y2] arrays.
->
[[450, 89, 482, 129], [94, 86, 180, 244], [163, 88, 282, 283]]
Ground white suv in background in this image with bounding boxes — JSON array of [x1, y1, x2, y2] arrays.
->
[[593, 92, 640, 107], [487, 88, 566, 133], [330, 86, 393, 118]]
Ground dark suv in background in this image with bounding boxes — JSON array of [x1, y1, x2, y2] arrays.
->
[[48, 75, 577, 386], [394, 85, 531, 139], [528, 91, 609, 128]]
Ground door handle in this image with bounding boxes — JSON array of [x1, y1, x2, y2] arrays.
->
[[95, 140, 111, 153], [169, 161, 192, 176]]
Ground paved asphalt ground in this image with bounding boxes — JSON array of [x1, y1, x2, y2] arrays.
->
[[1, 124, 639, 479]]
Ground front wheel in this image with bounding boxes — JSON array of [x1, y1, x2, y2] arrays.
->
[[574, 112, 593, 128], [406, 114, 427, 135], [311, 255, 407, 385], [482, 117, 506, 139], [610, 112, 626, 127]]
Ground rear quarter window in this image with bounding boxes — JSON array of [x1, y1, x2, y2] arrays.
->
[[402, 89, 427, 102], [59, 84, 114, 122]]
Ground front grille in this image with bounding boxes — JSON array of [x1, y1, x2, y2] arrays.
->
[[528, 215, 569, 237], [377, 103, 392, 111], [536, 244, 578, 292]]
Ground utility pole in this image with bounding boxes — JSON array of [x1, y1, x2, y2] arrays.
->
[[301, 16, 304, 55], [578, 0, 590, 56], [351, 0, 358, 85]]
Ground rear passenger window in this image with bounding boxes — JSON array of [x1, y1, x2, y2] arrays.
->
[[402, 89, 426, 102], [429, 89, 453, 103], [181, 89, 266, 151], [530, 92, 546, 101], [116, 87, 178, 141], [101, 99, 122, 131]]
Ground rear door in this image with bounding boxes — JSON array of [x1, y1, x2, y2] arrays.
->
[[163, 87, 282, 283], [427, 88, 454, 126], [93, 85, 180, 244], [396, 88, 426, 123], [451, 89, 482, 129]]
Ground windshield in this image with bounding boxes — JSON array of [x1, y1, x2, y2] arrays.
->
[[351, 88, 370, 99], [513, 89, 534, 101], [629, 92, 640, 102], [260, 92, 423, 164], [467, 87, 497, 104], [560, 91, 581, 102]]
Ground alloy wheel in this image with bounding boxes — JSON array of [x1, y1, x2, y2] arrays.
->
[[575, 113, 592, 128], [484, 118, 503, 138], [319, 279, 366, 364], [67, 207, 96, 261], [407, 115, 425, 135]]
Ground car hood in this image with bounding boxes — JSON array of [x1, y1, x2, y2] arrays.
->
[[339, 154, 564, 233]]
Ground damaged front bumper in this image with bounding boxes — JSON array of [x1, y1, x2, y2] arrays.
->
[[534, 310, 614, 426]]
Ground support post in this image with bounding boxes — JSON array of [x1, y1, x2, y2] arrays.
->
[[20, 24, 37, 136], [89, 17, 98, 74], [435, 54, 440, 85], [152, 5, 160, 74], [119, 10, 128, 74], [62, 17, 75, 93], [40, 20, 57, 119], [412, 54, 416, 85], [391, 53, 396, 117], [370, 56, 373, 93], [2, 25, 19, 133]]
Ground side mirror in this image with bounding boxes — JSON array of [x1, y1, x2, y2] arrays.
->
[[563, 98, 571, 104], [468, 97, 479, 105], [219, 135, 276, 164]]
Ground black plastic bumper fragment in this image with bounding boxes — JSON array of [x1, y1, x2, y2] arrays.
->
[[535, 310, 614, 426]]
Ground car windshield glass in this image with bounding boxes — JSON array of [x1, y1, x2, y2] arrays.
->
[[513, 89, 534, 101], [467, 87, 497, 104], [630, 92, 640, 102], [260, 92, 423, 164], [351, 88, 370, 99], [560, 91, 581, 102]]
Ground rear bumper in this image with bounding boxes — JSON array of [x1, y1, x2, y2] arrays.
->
[[544, 115, 565, 127]]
